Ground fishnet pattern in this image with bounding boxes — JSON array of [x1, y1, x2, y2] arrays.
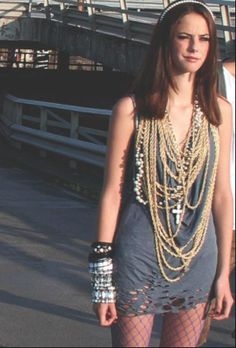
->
[[111, 314, 154, 347], [160, 302, 207, 347]]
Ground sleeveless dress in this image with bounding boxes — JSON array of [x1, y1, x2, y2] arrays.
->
[[113, 111, 219, 316]]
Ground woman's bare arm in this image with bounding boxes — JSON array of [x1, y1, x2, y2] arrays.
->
[[213, 97, 233, 277], [91, 97, 135, 327], [223, 60, 235, 77], [95, 96, 135, 243], [211, 97, 234, 320]]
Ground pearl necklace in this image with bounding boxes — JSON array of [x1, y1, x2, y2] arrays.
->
[[133, 99, 219, 282]]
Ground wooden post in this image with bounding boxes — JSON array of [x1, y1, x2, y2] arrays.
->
[[28, 0, 32, 14], [44, 0, 50, 19], [40, 108, 47, 131], [220, 5, 233, 46], [14, 102, 23, 150], [60, 1, 65, 11], [70, 111, 79, 139], [119, 0, 130, 38], [69, 111, 79, 168], [7, 48, 15, 68], [87, 0, 96, 30], [16, 103, 22, 125], [57, 50, 70, 71], [39, 108, 47, 158]]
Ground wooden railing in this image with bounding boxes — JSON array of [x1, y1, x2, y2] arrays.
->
[[0, 93, 111, 166]]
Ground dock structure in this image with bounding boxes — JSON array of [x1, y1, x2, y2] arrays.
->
[[0, 1, 235, 73]]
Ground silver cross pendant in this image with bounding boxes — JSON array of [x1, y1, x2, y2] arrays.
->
[[172, 202, 183, 225]]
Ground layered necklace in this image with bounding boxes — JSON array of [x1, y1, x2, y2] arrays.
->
[[134, 98, 219, 282]]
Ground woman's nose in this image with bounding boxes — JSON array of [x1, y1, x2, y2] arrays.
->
[[188, 39, 199, 53]]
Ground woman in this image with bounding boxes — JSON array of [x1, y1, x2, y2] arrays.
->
[[89, 1, 234, 347]]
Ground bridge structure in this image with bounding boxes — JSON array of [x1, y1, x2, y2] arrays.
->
[[0, 1, 235, 73], [0, 0, 235, 167]]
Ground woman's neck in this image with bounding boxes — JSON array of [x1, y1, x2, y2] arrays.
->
[[169, 73, 195, 107]]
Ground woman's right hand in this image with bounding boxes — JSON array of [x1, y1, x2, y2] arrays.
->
[[93, 303, 118, 327]]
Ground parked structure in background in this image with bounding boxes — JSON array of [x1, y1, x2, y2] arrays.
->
[[0, 48, 103, 70], [0, 48, 51, 69]]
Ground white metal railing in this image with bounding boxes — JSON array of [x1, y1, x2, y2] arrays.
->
[[0, 1, 235, 45], [0, 94, 112, 166]]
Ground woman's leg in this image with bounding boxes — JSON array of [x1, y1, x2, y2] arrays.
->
[[111, 313, 155, 348], [160, 303, 207, 347]]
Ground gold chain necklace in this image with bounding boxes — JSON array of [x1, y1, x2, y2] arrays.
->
[[134, 99, 219, 282]]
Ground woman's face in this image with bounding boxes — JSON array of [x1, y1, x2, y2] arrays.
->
[[171, 12, 210, 75]]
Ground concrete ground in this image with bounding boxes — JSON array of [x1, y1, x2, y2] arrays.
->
[[0, 153, 235, 347]]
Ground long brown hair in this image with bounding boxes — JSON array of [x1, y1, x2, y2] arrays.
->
[[132, 0, 221, 126]]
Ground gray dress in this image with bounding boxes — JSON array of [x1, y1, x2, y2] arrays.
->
[[113, 119, 218, 316]]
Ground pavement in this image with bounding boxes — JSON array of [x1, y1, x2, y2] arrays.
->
[[0, 149, 235, 347]]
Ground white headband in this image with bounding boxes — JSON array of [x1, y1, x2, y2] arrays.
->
[[159, 0, 215, 22]]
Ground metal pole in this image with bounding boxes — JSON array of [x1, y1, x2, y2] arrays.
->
[[60, 1, 65, 11], [119, 0, 130, 37], [119, 0, 129, 23], [220, 4, 233, 44], [16, 104, 23, 125], [87, 0, 95, 30], [44, 0, 50, 19], [28, 0, 32, 13], [87, 0, 95, 16]]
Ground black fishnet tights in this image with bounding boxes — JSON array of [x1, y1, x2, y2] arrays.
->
[[160, 303, 207, 347], [111, 303, 207, 347], [111, 314, 154, 347]]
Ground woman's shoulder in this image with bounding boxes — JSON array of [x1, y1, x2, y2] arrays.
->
[[112, 96, 136, 128], [217, 95, 232, 113], [223, 61, 235, 77], [113, 95, 136, 114], [217, 96, 233, 128]]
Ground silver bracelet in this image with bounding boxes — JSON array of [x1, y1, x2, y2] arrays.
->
[[88, 243, 116, 303], [92, 286, 117, 303]]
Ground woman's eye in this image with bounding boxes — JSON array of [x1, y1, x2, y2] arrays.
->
[[200, 37, 210, 41], [177, 35, 189, 40]]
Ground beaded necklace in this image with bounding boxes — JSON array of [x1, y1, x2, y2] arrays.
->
[[134, 99, 219, 282]]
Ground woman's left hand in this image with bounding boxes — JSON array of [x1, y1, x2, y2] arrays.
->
[[210, 275, 234, 320]]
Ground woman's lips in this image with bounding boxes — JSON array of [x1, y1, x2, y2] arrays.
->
[[184, 56, 200, 62]]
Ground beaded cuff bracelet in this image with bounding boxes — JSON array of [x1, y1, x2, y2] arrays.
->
[[88, 241, 114, 261], [92, 286, 117, 303], [88, 242, 116, 303]]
